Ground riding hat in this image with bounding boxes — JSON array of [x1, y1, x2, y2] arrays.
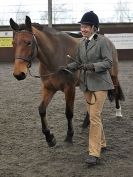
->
[[79, 11, 99, 29]]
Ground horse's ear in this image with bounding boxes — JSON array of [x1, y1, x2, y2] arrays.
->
[[9, 18, 19, 31], [25, 16, 32, 31]]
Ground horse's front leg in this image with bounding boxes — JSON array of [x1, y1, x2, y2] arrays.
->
[[39, 88, 56, 147], [64, 85, 75, 144]]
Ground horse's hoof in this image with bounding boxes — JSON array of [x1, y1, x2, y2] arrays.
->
[[116, 114, 123, 118], [64, 136, 73, 144], [116, 116, 123, 121], [47, 134, 56, 147], [48, 138, 56, 147], [48, 139, 56, 147], [116, 115, 122, 118]]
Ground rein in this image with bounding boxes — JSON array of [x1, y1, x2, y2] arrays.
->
[[28, 66, 70, 78]]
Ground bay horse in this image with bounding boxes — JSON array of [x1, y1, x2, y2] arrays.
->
[[9, 16, 124, 147]]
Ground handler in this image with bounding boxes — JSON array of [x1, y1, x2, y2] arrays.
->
[[67, 11, 114, 166]]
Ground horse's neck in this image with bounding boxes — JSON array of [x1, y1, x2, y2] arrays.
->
[[33, 27, 58, 70]]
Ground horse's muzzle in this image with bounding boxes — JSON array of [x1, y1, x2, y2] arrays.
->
[[13, 72, 26, 80]]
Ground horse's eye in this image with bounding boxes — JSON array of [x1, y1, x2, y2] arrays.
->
[[26, 41, 32, 46]]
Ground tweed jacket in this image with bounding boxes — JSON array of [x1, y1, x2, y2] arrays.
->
[[69, 33, 114, 92]]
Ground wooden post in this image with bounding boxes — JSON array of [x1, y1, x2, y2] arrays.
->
[[48, 0, 52, 27]]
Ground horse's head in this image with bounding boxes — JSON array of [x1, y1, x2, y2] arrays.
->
[[10, 16, 38, 80]]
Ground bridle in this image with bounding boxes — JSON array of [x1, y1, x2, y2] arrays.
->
[[13, 30, 38, 68]]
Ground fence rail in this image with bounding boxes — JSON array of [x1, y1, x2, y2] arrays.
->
[[1, 22, 133, 32]]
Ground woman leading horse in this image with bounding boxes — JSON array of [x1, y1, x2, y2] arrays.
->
[[9, 16, 124, 148]]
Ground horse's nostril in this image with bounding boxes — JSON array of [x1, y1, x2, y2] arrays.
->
[[13, 72, 26, 80]]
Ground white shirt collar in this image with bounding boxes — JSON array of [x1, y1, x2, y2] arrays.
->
[[86, 33, 95, 41]]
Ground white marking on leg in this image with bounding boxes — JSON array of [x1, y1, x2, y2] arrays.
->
[[115, 106, 122, 117]]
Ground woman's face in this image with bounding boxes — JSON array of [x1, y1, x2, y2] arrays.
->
[[80, 24, 94, 38]]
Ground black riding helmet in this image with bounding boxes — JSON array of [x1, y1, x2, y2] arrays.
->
[[79, 11, 99, 29]]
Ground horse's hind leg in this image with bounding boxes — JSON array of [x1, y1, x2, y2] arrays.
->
[[39, 88, 56, 147], [64, 85, 75, 144], [82, 112, 90, 128], [111, 76, 124, 118]]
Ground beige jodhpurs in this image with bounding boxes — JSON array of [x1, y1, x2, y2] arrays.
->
[[84, 90, 107, 157]]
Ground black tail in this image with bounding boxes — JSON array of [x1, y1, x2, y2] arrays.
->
[[108, 80, 125, 102]]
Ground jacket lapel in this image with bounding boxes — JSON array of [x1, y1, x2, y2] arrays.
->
[[86, 38, 96, 50]]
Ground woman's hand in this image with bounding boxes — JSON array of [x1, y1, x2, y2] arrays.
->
[[80, 63, 95, 71]]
